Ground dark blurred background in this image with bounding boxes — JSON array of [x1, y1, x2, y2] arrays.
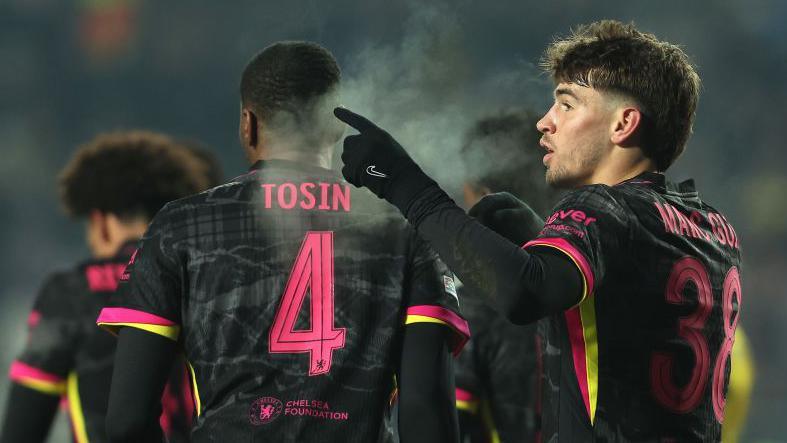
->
[[1, 0, 785, 440]]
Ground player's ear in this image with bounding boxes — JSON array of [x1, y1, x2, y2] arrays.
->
[[86, 210, 111, 256], [610, 106, 642, 147], [240, 107, 259, 149]]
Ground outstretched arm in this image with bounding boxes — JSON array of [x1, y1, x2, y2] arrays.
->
[[334, 108, 583, 324], [398, 323, 459, 443], [106, 327, 177, 443]]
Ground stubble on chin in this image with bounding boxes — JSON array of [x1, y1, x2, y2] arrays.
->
[[545, 165, 572, 189]]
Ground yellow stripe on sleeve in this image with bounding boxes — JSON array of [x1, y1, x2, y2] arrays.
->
[[456, 398, 480, 414], [67, 372, 89, 443], [579, 298, 599, 424], [15, 378, 66, 396], [405, 315, 449, 327], [97, 322, 180, 341], [187, 361, 202, 416]]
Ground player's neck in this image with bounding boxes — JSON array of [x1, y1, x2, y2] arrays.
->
[[586, 149, 658, 186], [89, 220, 146, 259], [257, 146, 333, 170]]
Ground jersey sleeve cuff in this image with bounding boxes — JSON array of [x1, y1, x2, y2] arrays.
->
[[524, 237, 596, 303], [9, 361, 66, 396], [97, 307, 180, 341], [405, 305, 470, 356]]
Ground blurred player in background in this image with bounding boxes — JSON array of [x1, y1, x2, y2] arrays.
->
[[182, 140, 225, 190], [335, 19, 741, 442], [99, 41, 467, 443], [0, 131, 215, 443], [722, 328, 755, 443], [456, 110, 561, 443]]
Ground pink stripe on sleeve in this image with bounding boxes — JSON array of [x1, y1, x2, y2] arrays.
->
[[96, 307, 177, 326], [9, 361, 64, 384], [524, 237, 596, 297], [455, 388, 476, 403], [406, 305, 470, 355]]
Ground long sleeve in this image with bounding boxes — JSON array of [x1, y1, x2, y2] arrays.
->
[[403, 186, 583, 324], [105, 327, 177, 443], [398, 323, 459, 443]]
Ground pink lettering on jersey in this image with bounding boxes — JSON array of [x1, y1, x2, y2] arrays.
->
[[655, 202, 738, 249], [300, 183, 316, 209], [282, 398, 349, 421], [655, 202, 677, 234], [332, 183, 351, 212], [546, 209, 597, 226], [259, 182, 351, 212], [120, 249, 138, 282], [278, 183, 298, 209], [85, 263, 127, 292], [709, 213, 739, 249], [261, 184, 276, 209], [318, 183, 331, 210]]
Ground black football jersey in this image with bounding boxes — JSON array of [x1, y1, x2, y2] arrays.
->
[[9, 243, 193, 443], [454, 286, 538, 443], [525, 172, 741, 442], [98, 160, 468, 443]]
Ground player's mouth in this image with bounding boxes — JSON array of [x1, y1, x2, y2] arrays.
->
[[540, 138, 554, 165]]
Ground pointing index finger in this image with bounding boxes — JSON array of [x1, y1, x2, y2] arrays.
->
[[334, 107, 379, 133]]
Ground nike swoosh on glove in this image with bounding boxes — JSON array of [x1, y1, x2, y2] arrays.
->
[[468, 192, 545, 247], [334, 107, 437, 213]]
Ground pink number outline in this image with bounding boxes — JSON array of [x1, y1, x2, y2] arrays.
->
[[650, 257, 742, 422], [269, 232, 346, 376]]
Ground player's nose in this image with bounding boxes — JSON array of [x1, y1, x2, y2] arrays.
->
[[536, 110, 555, 135]]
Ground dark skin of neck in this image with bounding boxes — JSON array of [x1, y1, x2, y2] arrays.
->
[[239, 107, 334, 169]]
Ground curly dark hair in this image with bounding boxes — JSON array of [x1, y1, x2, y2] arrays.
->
[[461, 110, 562, 215], [240, 41, 343, 147], [542, 20, 700, 171], [58, 131, 211, 220]]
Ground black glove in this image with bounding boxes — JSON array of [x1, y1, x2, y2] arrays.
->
[[468, 192, 545, 246], [334, 107, 437, 212]]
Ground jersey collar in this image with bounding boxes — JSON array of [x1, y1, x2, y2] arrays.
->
[[615, 171, 698, 196], [614, 171, 666, 188]]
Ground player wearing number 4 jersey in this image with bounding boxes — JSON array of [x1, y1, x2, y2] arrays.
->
[[99, 42, 468, 443], [334, 21, 741, 442]]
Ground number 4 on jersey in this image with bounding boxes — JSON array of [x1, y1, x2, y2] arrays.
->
[[269, 232, 346, 376]]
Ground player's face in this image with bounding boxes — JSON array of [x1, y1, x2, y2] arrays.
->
[[537, 83, 615, 188]]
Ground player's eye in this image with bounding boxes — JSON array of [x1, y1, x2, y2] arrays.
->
[[559, 101, 573, 111]]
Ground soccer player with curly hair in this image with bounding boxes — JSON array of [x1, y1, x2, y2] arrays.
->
[[1, 131, 214, 443]]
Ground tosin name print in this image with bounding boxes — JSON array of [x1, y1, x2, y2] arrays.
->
[[260, 182, 351, 212]]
